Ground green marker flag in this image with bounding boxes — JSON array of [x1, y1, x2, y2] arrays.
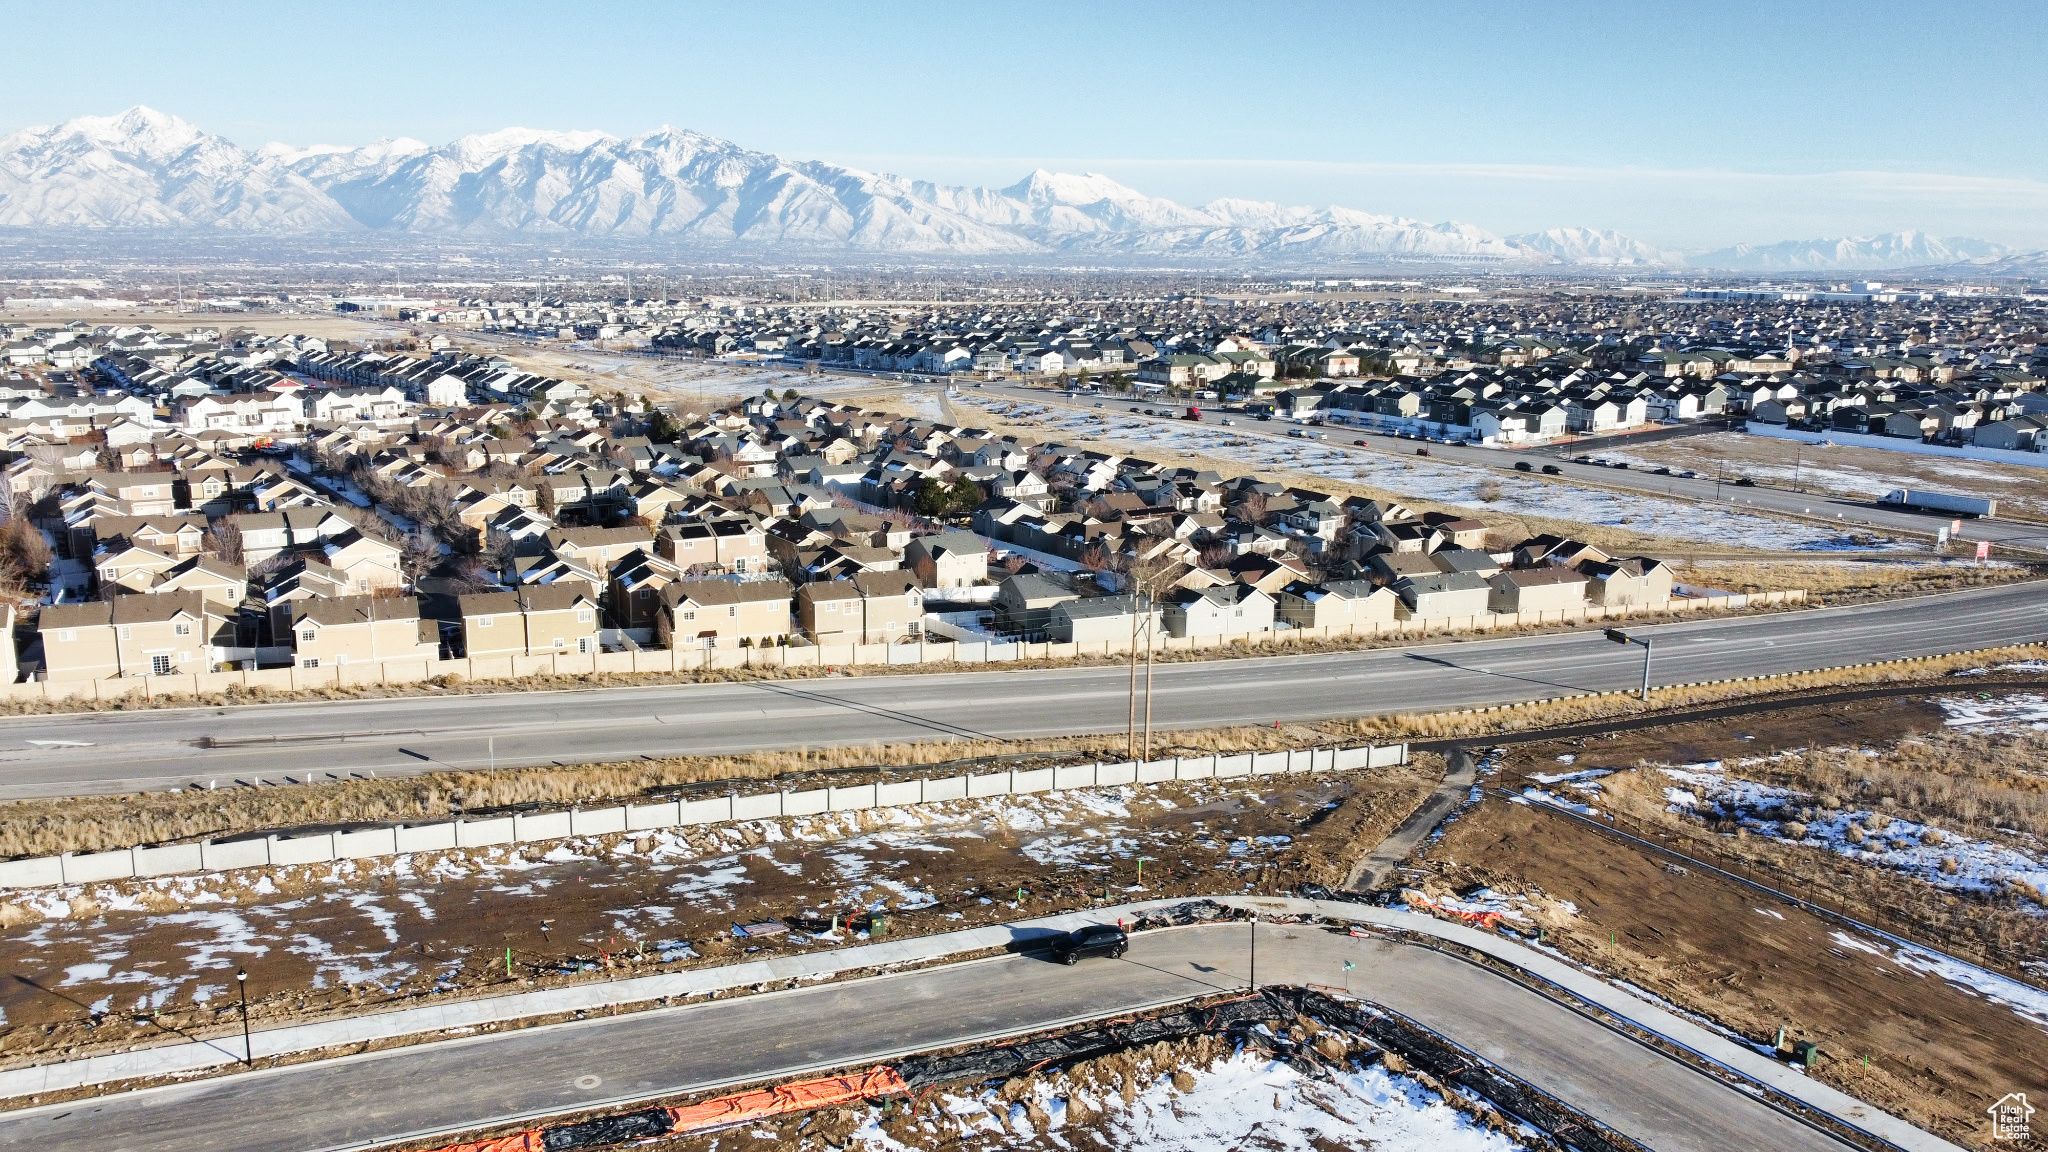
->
[[1342, 961, 1355, 971]]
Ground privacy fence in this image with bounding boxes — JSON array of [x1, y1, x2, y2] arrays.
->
[[10, 592, 1803, 703], [0, 742, 1409, 891]]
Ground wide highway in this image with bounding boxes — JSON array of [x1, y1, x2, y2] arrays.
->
[[0, 921, 1861, 1152], [0, 580, 2040, 800]]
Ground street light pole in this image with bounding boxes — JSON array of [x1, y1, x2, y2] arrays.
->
[[1605, 628, 1653, 701], [1248, 914, 1257, 992], [235, 967, 251, 1065]]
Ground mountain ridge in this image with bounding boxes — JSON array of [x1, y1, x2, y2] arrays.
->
[[0, 107, 2022, 270]]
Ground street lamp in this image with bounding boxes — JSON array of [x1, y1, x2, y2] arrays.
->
[[1605, 628, 1654, 701], [235, 967, 252, 1066], [1248, 912, 1258, 992]]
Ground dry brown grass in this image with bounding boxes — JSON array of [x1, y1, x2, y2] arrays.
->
[[1595, 762, 2048, 965], [0, 722, 1356, 860], [1342, 643, 2048, 744], [1672, 558, 2022, 597], [11, 644, 2042, 862]]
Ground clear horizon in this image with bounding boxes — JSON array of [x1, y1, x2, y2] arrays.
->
[[4, 0, 2045, 250]]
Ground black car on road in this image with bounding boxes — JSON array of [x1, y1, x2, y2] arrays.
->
[[1049, 924, 1128, 964]]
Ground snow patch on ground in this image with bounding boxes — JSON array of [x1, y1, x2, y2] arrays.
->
[[850, 1046, 1529, 1151], [1937, 693, 2048, 732], [1829, 931, 2048, 1031], [1656, 761, 2047, 910], [965, 397, 1905, 553]]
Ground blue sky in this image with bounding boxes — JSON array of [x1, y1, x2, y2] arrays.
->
[[4, 0, 2045, 249]]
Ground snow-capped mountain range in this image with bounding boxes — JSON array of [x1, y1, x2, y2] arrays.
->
[[0, 107, 2019, 271]]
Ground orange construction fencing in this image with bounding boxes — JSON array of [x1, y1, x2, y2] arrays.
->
[[666, 1065, 910, 1135]]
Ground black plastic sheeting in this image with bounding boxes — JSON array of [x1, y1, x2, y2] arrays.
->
[[1126, 899, 1245, 931], [897, 995, 1282, 1088], [541, 1107, 676, 1151]]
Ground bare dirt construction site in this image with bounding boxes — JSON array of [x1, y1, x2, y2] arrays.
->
[[1605, 429, 2048, 520], [1409, 686, 2048, 1147], [0, 765, 1433, 1068]]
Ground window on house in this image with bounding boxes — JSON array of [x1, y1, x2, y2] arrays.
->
[[728, 606, 737, 618], [682, 610, 695, 621], [58, 629, 74, 643], [301, 657, 319, 668], [151, 655, 172, 676], [300, 628, 316, 642], [477, 616, 493, 628], [552, 636, 565, 649], [174, 622, 190, 636], [577, 637, 590, 654], [118, 626, 131, 640]]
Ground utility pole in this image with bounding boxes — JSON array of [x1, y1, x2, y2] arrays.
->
[[1127, 593, 1141, 760], [1604, 628, 1653, 701], [1142, 585, 1156, 762]]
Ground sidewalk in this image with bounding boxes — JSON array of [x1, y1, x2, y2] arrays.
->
[[0, 895, 1961, 1152], [0, 906, 1106, 1101]]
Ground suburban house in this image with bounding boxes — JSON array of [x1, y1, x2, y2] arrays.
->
[[457, 585, 600, 657], [282, 595, 440, 669], [1486, 567, 1591, 614], [39, 591, 226, 680], [1164, 584, 1275, 639], [1048, 594, 1160, 645], [904, 529, 990, 590], [655, 578, 794, 649], [1275, 579, 1397, 631], [1577, 557, 1674, 607], [1391, 572, 1492, 619], [992, 573, 1079, 633]]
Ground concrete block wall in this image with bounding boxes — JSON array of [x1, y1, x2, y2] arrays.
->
[[0, 742, 1407, 892]]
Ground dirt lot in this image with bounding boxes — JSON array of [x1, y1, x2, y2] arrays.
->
[[0, 765, 1433, 1068], [1606, 429, 2048, 521], [1411, 691, 2048, 1147]]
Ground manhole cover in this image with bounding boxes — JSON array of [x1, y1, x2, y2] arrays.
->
[[574, 1074, 602, 1090]]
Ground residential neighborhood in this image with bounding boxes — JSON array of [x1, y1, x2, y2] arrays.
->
[[0, 313, 1747, 685]]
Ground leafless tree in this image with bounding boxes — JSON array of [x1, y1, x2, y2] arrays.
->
[[204, 515, 245, 565]]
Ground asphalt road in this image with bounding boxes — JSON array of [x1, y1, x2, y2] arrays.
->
[[973, 382, 2048, 550], [2, 581, 2042, 800], [0, 923, 1849, 1152]]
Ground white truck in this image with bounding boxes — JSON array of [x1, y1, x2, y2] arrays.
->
[[1881, 489, 1997, 518]]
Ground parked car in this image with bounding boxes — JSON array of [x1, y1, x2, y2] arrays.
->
[[1307, 431, 1326, 440], [1353, 439, 1368, 446], [1734, 476, 1757, 487], [1287, 429, 1307, 438], [1219, 418, 1234, 425], [1415, 447, 1431, 457], [1651, 466, 1672, 476], [1541, 464, 1563, 475], [1129, 406, 1141, 412], [1049, 924, 1129, 965], [1514, 461, 1534, 472], [1093, 401, 1104, 408]]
